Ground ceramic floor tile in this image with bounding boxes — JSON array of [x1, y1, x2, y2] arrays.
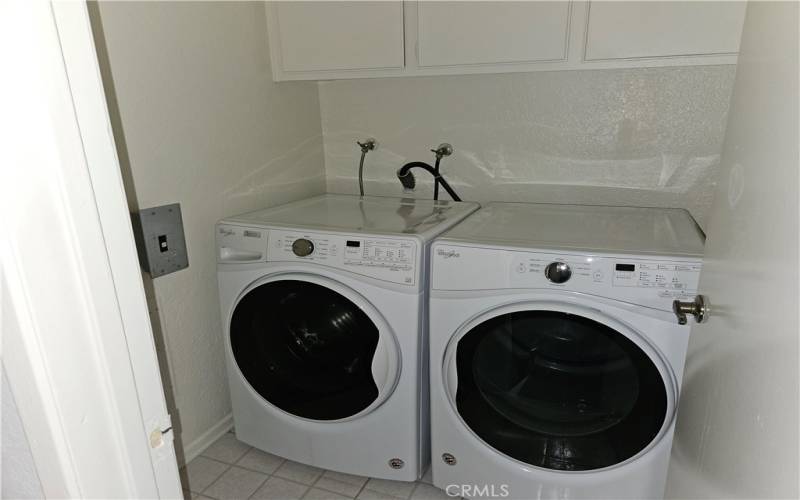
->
[[313, 475, 364, 497], [356, 489, 405, 500], [236, 448, 286, 475], [419, 468, 433, 485], [321, 470, 369, 488], [201, 433, 252, 464], [409, 484, 450, 500], [203, 466, 267, 500], [274, 460, 325, 485], [182, 456, 229, 493], [251, 476, 309, 500], [363, 478, 415, 499], [303, 487, 354, 500]]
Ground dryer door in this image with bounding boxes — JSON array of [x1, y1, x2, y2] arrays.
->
[[230, 276, 399, 421], [445, 308, 672, 471]]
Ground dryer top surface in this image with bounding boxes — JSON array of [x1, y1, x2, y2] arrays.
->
[[438, 202, 705, 258], [221, 194, 479, 241]]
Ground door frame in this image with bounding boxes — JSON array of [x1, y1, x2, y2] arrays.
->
[[1, 1, 182, 497]]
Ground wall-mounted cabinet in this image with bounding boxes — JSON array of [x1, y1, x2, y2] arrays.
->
[[266, 2, 405, 77], [266, 1, 746, 81], [584, 2, 746, 61], [416, 2, 571, 67]]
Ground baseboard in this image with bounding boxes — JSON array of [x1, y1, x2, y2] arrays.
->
[[179, 413, 234, 466]]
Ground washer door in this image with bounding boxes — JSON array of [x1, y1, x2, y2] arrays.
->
[[230, 277, 399, 421], [446, 308, 670, 471]]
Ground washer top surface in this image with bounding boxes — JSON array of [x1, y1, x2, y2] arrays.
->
[[439, 202, 705, 257], [222, 194, 479, 240]]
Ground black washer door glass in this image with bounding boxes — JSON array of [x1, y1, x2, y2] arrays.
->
[[231, 280, 380, 420], [455, 311, 667, 471]]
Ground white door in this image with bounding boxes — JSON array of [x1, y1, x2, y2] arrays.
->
[[665, 2, 798, 498], [1, 1, 182, 497]]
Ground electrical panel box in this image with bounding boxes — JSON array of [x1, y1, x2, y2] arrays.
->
[[133, 203, 189, 278]]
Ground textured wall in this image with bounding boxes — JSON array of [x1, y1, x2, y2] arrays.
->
[[93, 1, 325, 454], [319, 66, 736, 229], [2, 369, 44, 499]]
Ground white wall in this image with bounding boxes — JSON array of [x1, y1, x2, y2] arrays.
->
[[319, 66, 736, 229], [665, 2, 799, 498], [2, 367, 44, 499], [92, 1, 325, 457]]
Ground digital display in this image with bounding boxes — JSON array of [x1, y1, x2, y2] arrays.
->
[[615, 263, 636, 272], [346, 240, 361, 248]]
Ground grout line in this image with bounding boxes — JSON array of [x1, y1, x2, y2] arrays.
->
[[234, 460, 288, 477], [354, 480, 368, 499], [245, 472, 271, 500], [408, 481, 422, 499], [309, 474, 366, 499], [197, 463, 232, 499], [301, 473, 324, 499]]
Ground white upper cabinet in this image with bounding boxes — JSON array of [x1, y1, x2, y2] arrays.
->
[[584, 1, 747, 61], [266, 1, 404, 78], [265, 1, 746, 81], [417, 2, 571, 67]]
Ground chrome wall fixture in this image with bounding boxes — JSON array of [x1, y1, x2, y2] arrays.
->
[[673, 295, 710, 324], [431, 143, 453, 201]]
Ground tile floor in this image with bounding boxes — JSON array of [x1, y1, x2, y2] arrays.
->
[[180, 431, 450, 500]]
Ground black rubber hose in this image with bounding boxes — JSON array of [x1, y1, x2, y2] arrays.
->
[[396, 162, 462, 202], [433, 156, 441, 201]]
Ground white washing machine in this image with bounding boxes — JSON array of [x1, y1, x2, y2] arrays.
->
[[428, 202, 705, 499], [216, 194, 478, 481]]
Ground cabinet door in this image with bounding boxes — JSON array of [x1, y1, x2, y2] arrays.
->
[[417, 1, 571, 67], [584, 1, 746, 61], [268, 1, 404, 75]]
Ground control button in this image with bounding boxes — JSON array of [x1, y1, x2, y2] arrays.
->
[[593, 270, 604, 281], [516, 262, 527, 273], [544, 262, 572, 284], [292, 238, 314, 257]]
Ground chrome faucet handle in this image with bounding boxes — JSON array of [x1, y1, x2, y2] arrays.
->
[[672, 295, 709, 325], [431, 143, 454, 159], [357, 138, 377, 153]]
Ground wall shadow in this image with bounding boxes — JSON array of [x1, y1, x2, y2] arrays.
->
[[86, 1, 186, 466]]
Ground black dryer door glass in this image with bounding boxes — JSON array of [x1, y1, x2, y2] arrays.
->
[[230, 280, 379, 420], [455, 311, 667, 471]]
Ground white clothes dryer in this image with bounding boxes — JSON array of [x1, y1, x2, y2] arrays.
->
[[428, 202, 705, 499], [216, 194, 478, 481]]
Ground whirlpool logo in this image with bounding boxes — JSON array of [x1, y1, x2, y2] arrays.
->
[[436, 248, 461, 259]]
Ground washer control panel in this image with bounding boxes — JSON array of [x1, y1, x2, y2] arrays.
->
[[611, 261, 702, 291], [268, 229, 418, 286]]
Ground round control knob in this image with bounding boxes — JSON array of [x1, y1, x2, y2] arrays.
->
[[292, 238, 314, 257], [544, 262, 572, 284]]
